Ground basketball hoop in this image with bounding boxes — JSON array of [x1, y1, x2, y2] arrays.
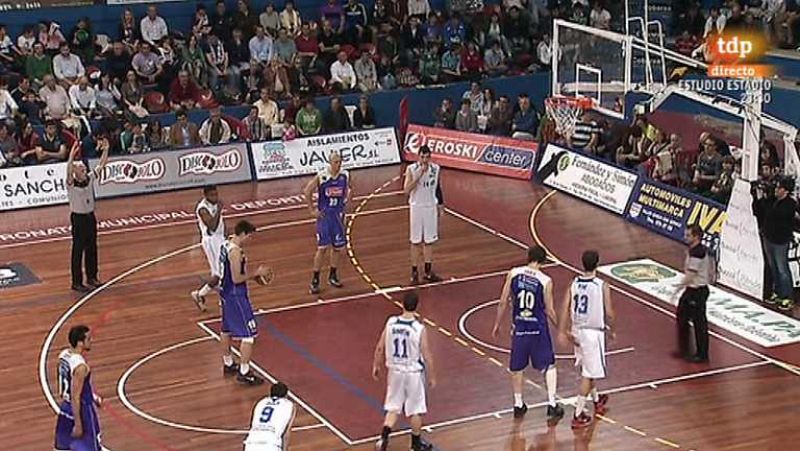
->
[[545, 96, 594, 139]]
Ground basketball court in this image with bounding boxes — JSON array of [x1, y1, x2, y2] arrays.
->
[[4, 4, 800, 450], [2, 163, 799, 450]]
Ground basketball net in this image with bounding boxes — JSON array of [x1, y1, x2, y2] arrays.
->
[[545, 96, 594, 139]]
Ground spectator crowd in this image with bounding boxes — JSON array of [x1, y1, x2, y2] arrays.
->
[[0, 0, 574, 167], [0, 0, 796, 187]]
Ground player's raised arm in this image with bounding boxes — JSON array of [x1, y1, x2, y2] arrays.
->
[[372, 324, 387, 380], [544, 278, 557, 328], [93, 137, 110, 177], [70, 363, 88, 438], [492, 272, 513, 338], [420, 327, 436, 388], [303, 174, 320, 217], [65, 142, 80, 186]]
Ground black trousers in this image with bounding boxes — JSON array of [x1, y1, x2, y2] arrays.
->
[[677, 286, 710, 359], [71, 212, 98, 286]]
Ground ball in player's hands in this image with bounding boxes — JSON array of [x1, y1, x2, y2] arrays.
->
[[255, 266, 274, 286]]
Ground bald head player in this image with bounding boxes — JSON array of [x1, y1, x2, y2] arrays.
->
[[304, 151, 352, 295]]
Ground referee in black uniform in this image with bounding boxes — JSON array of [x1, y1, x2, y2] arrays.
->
[[675, 224, 713, 363], [66, 136, 109, 292]]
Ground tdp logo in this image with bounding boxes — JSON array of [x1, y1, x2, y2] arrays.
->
[[706, 31, 768, 64], [716, 36, 752, 59]]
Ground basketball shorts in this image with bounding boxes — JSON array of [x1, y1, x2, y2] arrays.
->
[[244, 443, 282, 451], [202, 236, 225, 277], [243, 432, 283, 451], [573, 328, 607, 379], [221, 295, 258, 339], [409, 205, 438, 245], [384, 369, 427, 416], [54, 401, 102, 451], [316, 210, 346, 248], [509, 331, 555, 372]]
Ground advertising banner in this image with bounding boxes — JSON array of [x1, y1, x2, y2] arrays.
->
[[251, 128, 400, 180], [402, 124, 537, 180], [535, 144, 638, 214], [718, 179, 764, 298], [93, 143, 251, 198], [599, 259, 800, 347], [0, 163, 69, 211], [625, 178, 728, 248]]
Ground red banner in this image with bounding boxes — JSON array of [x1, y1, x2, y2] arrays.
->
[[402, 124, 537, 180]]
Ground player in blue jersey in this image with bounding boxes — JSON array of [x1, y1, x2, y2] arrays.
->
[[220, 220, 273, 386], [303, 151, 352, 295], [55, 325, 103, 451], [492, 246, 564, 423]]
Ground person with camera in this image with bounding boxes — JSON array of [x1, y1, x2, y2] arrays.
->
[[752, 177, 797, 311]]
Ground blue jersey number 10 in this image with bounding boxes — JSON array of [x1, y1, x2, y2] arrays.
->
[[517, 290, 536, 310]]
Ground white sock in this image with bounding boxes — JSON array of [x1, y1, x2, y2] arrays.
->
[[590, 387, 599, 402], [575, 395, 586, 417], [198, 284, 212, 297], [223, 354, 233, 366], [239, 362, 250, 376], [545, 366, 558, 407], [513, 393, 523, 408]]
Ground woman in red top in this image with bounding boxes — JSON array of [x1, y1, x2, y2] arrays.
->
[[461, 42, 484, 82], [15, 120, 41, 165]]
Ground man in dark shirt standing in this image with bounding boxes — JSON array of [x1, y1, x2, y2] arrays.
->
[[675, 225, 713, 363], [753, 177, 797, 311]]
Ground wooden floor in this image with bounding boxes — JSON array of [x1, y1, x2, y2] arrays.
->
[[2, 164, 799, 450]]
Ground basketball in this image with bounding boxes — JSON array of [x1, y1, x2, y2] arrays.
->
[[255, 267, 274, 286]]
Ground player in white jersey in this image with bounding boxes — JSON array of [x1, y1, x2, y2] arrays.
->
[[558, 250, 615, 429], [244, 383, 296, 451], [191, 185, 225, 312], [54, 325, 103, 451], [372, 293, 436, 451], [404, 145, 443, 284]]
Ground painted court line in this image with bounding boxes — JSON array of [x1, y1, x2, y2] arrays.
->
[[200, 268, 528, 325], [527, 191, 800, 378], [39, 203, 411, 449], [2, 190, 405, 250], [457, 298, 636, 359], [346, 360, 771, 446], [117, 335, 325, 435], [196, 322, 353, 446]]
